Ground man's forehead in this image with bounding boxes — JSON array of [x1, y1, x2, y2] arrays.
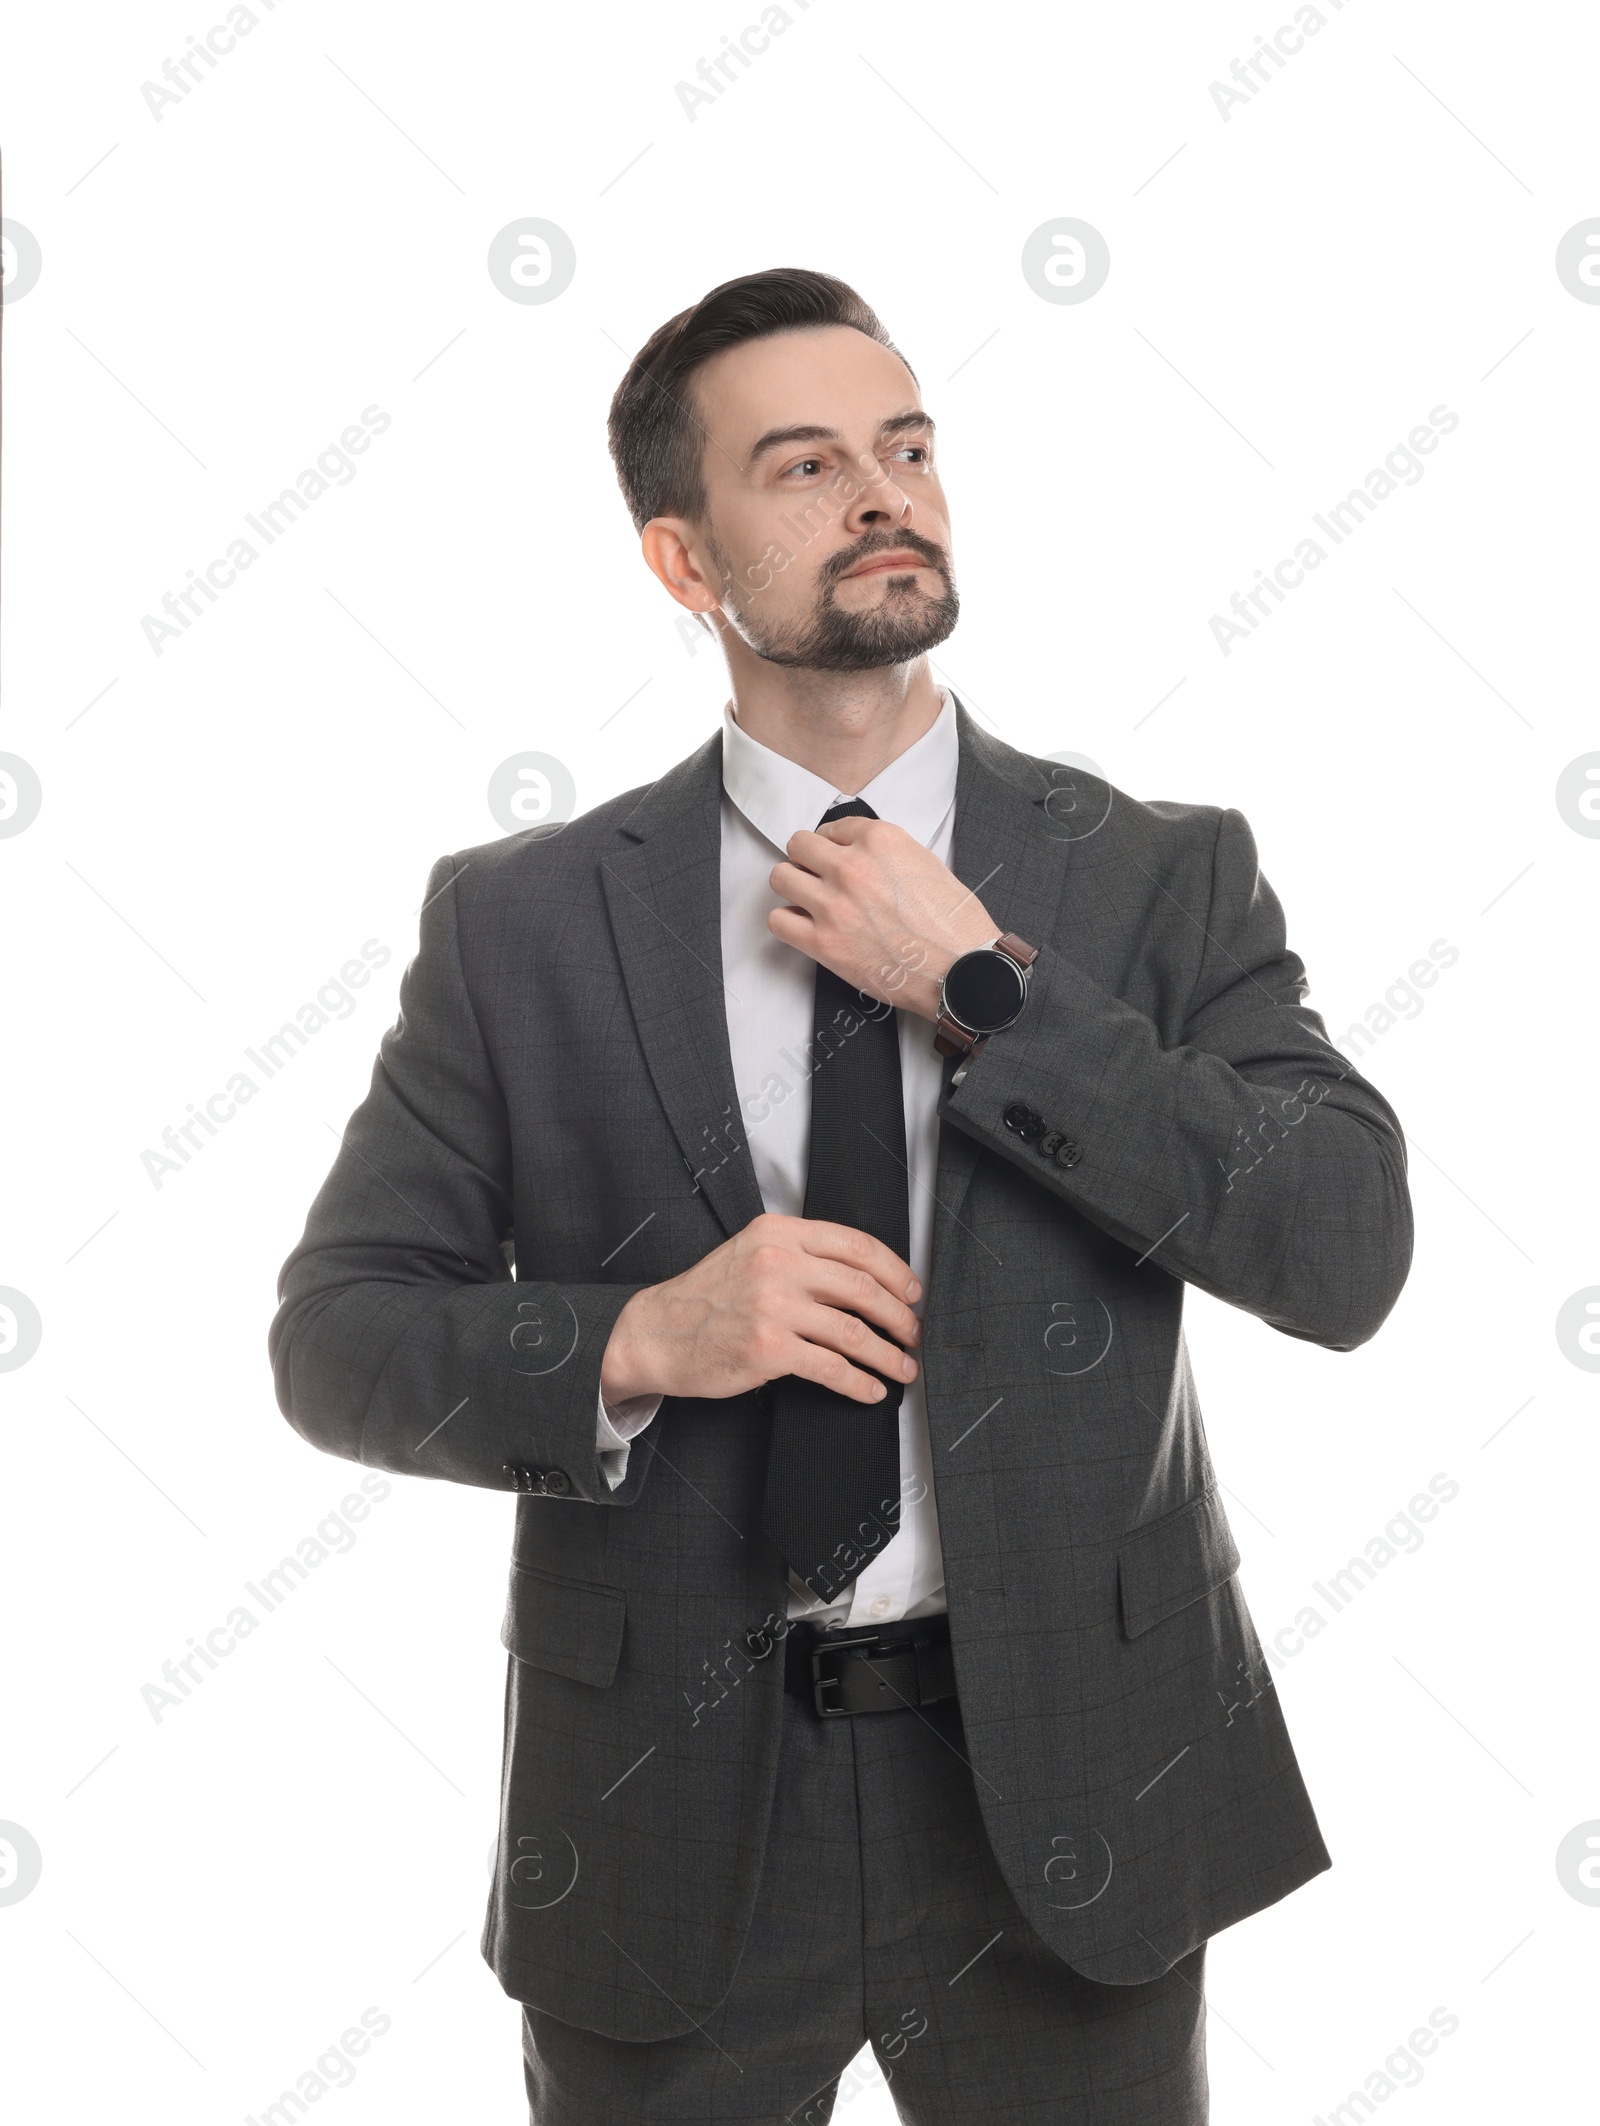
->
[[695, 328, 923, 453]]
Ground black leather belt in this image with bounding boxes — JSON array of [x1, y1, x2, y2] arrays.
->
[[783, 1613, 956, 1719]]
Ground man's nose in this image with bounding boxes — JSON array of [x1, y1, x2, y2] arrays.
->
[[842, 464, 914, 533]]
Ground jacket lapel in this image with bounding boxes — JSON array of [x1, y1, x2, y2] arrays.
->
[[926, 702, 1083, 1290], [600, 728, 767, 1244]]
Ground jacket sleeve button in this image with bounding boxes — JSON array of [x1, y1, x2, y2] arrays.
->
[[541, 1468, 571, 1496], [1055, 1140, 1083, 1168]]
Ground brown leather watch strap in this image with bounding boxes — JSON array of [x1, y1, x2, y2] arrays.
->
[[932, 1018, 978, 1058]]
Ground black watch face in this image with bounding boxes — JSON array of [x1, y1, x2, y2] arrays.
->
[[944, 950, 1026, 1033]]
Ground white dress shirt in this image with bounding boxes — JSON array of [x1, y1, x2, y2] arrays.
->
[[593, 687, 968, 1627]]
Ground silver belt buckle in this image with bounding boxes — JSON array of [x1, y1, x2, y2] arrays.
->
[[810, 1631, 880, 1718]]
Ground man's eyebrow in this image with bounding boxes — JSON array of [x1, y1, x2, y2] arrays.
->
[[744, 408, 935, 468]]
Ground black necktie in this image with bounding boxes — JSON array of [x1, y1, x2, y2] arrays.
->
[[760, 798, 911, 1606]]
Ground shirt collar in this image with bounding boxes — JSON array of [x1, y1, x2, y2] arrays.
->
[[721, 686, 958, 855]]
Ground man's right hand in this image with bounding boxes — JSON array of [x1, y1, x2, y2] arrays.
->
[[598, 1212, 922, 1407]]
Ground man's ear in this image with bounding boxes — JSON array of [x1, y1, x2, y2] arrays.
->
[[640, 516, 721, 616]]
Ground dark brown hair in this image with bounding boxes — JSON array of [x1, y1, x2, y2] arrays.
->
[[606, 268, 911, 532]]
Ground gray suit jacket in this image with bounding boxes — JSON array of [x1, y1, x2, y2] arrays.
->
[[269, 699, 1412, 2039]]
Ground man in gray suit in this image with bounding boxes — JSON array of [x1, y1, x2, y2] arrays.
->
[[271, 268, 1412, 2123]]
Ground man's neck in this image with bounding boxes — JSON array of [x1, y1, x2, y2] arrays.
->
[[725, 655, 945, 797]]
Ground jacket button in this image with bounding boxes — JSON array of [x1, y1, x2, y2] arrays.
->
[[541, 1467, 571, 1496], [744, 1627, 775, 1660], [1055, 1140, 1083, 1168], [1003, 1102, 1034, 1134], [1039, 1131, 1064, 1156]]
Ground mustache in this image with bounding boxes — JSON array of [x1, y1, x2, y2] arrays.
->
[[822, 529, 950, 587]]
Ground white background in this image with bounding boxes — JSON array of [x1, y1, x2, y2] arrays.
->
[[2, 1, 1596, 2120]]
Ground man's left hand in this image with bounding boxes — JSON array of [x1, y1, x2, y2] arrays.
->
[[768, 816, 1000, 1023]]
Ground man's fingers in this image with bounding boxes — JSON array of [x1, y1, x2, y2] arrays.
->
[[799, 1255, 922, 1350], [796, 1301, 919, 1385], [767, 859, 824, 911], [766, 902, 815, 943], [779, 1344, 885, 1404], [781, 826, 844, 870], [795, 1219, 921, 1304], [780, 1307, 917, 1404]]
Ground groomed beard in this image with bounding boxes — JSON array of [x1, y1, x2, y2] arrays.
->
[[710, 527, 959, 672]]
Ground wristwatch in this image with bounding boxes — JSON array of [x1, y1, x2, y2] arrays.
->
[[933, 932, 1038, 1058]]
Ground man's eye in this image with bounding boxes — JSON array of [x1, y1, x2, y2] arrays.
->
[[783, 457, 824, 478], [896, 446, 928, 465]]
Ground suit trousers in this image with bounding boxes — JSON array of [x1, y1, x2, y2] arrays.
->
[[520, 1681, 1209, 2125]]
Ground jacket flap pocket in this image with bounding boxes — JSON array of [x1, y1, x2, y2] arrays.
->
[[501, 1563, 626, 1688], [1118, 1485, 1240, 1639]]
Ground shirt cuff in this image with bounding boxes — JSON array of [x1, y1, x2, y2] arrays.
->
[[595, 1386, 664, 1492]]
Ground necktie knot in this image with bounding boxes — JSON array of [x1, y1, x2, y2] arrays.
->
[[819, 797, 878, 828]]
